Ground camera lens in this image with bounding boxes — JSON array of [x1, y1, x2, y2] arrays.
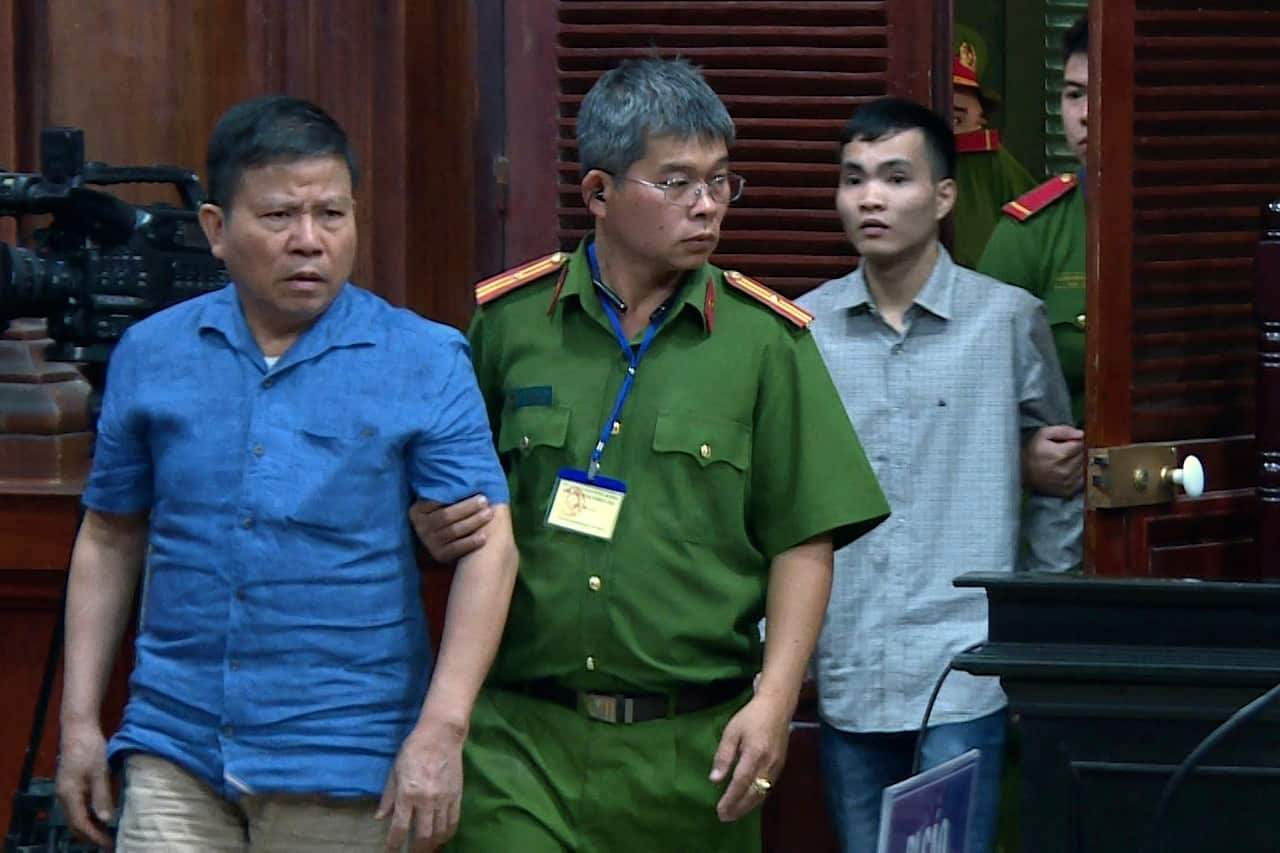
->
[[1, 243, 71, 322]]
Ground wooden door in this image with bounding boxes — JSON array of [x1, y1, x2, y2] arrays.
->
[[1087, 2, 1280, 578]]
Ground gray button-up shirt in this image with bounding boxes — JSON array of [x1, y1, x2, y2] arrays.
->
[[797, 247, 1081, 732]]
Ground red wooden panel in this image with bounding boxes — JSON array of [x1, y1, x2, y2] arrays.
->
[[1088, 4, 1280, 578]]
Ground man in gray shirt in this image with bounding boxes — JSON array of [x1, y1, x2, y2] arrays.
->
[[797, 98, 1080, 853]]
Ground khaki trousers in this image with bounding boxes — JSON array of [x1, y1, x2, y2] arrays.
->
[[116, 753, 392, 852]]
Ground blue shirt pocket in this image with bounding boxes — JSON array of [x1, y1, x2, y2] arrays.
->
[[285, 419, 395, 531]]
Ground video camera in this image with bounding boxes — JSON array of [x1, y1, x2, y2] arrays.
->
[[0, 127, 227, 363]]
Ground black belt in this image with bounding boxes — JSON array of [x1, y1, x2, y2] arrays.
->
[[516, 679, 750, 725]]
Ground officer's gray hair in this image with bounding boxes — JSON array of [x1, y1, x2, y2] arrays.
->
[[576, 57, 736, 177]]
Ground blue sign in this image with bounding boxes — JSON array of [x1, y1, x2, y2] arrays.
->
[[876, 748, 980, 853]]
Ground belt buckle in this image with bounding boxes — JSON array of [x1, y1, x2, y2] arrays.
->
[[582, 692, 634, 724]]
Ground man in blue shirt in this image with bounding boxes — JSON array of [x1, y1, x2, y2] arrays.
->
[[54, 95, 517, 853]]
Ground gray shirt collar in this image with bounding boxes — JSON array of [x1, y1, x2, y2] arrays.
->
[[832, 243, 957, 321]]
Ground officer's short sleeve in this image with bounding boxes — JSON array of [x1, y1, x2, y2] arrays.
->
[[409, 330, 510, 506], [749, 330, 889, 557], [83, 330, 153, 513]]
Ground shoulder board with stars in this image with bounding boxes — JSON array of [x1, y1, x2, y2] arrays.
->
[[1001, 173, 1078, 223], [474, 251, 569, 305], [955, 128, 1001, 154], [723, 270, 813, 328]]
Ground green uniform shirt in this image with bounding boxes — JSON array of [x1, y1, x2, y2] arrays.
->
[[469, 239, 889, 693], [952, 146, 1036, 269], [978, 182, 1086, 424]]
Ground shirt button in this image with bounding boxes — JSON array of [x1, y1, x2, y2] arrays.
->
[[585, 656, 596, 671], [699, 443, 711, 459], [230, 660, 240, 671], [252, 444, 264, 457], [1076, 313, 1087, 329], [520, 435, 531, 450], [236, 588, 247, 601], [222, 725, 234, 737], [262, 378, 273, 388], [588, 576, 602, 591], [242, 517, 254, 528], [611, 421, 621, 436]]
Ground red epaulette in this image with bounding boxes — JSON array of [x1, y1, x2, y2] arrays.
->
[[1001, 173, 1078, 222], [723, 270, 813, 328], [955, 129, 1001, 154], [474, 252, 569, 305]]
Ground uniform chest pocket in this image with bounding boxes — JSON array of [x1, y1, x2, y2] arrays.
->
[[497, 404, 571, 456], [1044, 292, 1086, 334], [648, 411, 751, 544], [497, 405, 572, 524]]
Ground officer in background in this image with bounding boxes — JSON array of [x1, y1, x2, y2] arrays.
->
[[979, 16, 1089, 497], [950, 40, 1036, 269], [432, 57, 889, 852]]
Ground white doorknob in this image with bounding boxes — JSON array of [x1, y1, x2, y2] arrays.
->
[[1164, 454, 1205, 498]]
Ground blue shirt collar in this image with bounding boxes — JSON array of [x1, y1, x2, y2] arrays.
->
[[197, 282, 375, 367]]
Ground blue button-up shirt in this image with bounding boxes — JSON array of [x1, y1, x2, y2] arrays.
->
[[85, 282, 508, 798]]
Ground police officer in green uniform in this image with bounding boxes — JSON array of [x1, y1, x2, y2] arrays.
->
[[978, 16, 1089, 497], [951, 41, 1036, 268], [420, 58, 889, 852]]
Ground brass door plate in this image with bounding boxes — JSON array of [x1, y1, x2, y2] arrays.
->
[[1088, 443, 1180, 509]]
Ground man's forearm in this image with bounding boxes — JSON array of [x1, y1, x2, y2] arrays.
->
[[757, 535, 835, 716], [61, 510, 148, 726], [416, 504, 518, 734]]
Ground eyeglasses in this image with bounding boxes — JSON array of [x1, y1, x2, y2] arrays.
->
[[610, 172, 746, 206]]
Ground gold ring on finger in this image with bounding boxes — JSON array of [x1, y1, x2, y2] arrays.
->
[[751, 777, 773, 796]]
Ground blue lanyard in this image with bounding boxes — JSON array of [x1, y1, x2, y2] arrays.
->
[[590, 296, 664, 478], [587, 243, 667, 478]]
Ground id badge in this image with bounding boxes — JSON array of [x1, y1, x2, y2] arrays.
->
[[545, 467, 627, 540]]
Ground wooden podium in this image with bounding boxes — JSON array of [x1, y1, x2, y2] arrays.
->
[[953, 573, 1280, 852]]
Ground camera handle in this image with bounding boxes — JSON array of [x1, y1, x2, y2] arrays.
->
[[80, 163, 205, 211]]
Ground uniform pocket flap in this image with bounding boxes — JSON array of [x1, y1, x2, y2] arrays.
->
[[1045, 296, 1086, 331], [497, 404, 571, 454], [652, 411, 750, 470]]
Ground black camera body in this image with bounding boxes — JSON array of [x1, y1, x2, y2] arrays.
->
[[1, 127, 227, 362]]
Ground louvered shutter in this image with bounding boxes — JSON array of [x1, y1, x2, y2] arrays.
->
[[505, 0, 938, 299], [1089, 3, 1280, 577], [1044, 0, 1089, 176]]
